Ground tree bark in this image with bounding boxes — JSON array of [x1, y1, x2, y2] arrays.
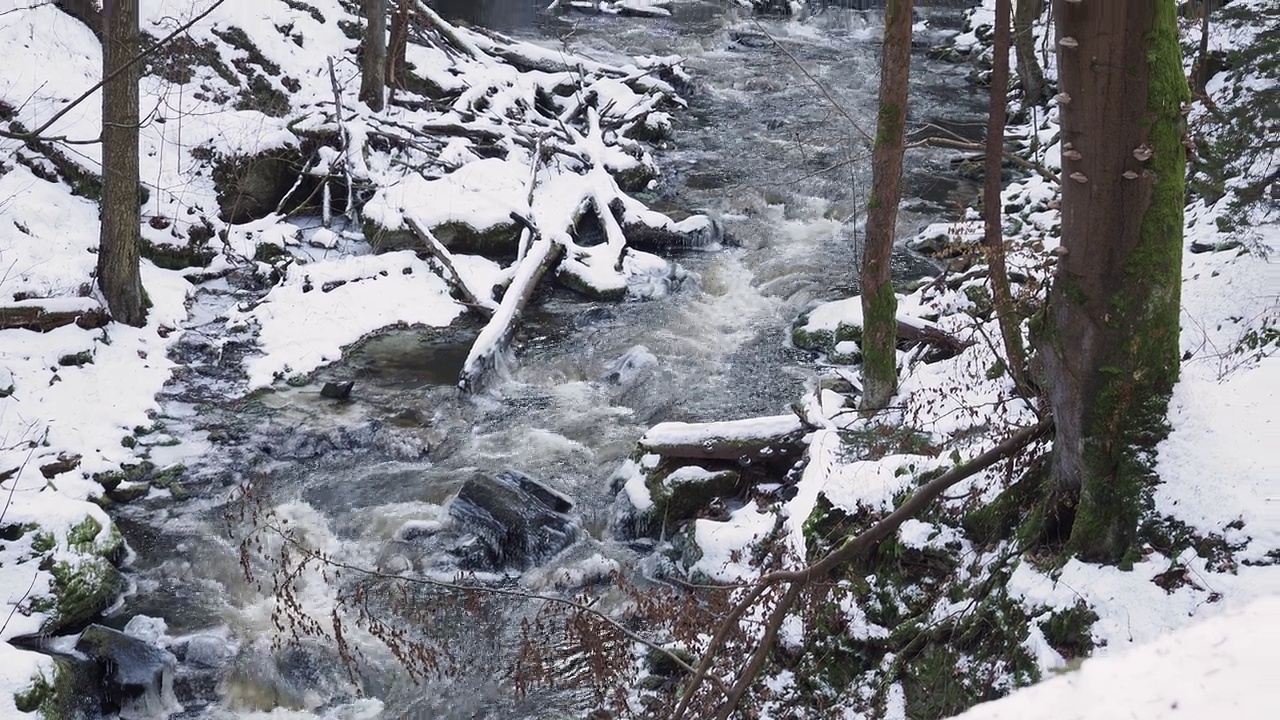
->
[[360, 0, 387, 111], [1036, 0, 1187, 563], [99, 0, 147, 327], [859, 0, 913, 412], [386, 0, 411, 97], [1194, 2, 1212, 95], [55, 0, 102, 38], [984, 0, 1032, 395], [1012, 0, 1047, 108]]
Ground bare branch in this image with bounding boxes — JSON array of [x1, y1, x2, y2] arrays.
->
[[670, 418, 1052, 718], [1, 0, 228, 144]]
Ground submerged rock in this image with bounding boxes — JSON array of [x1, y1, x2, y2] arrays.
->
[[75, 624, 180, 719], [320, 380, 354, 400], [604, 345, 659, 386], [447, 470, 579, 570]]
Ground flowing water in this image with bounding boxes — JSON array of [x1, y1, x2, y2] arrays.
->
[[106, 3, 985, 718]]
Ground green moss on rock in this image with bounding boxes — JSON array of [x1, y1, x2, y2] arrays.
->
[[40, 557, 126, 635], [432, 220, 520, 256], [645, 463, 740, 528], [14, 656, 101, 718], [141, 238, 216, 270]]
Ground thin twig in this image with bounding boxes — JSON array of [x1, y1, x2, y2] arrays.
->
[[669, 419, 1052, 718], [264, 525, 722, 690]]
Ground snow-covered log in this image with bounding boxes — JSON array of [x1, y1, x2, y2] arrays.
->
[[458, 235, 565, 394], [405, 216, 496, 313], [638, 414, 809, 464]]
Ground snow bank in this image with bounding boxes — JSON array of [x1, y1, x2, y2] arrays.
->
[[953, 596, 1280, 720]]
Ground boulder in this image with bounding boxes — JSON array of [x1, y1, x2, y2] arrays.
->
[[447, 471, 579, 570], [211, 146, 307, 224], [76, 624, 180, 719], [604, 345, 658, 386]]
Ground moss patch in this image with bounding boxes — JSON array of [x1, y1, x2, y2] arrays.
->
[[1038, 601, 1098, 660], [642, 461, 741, 531], [39, 557, 126, 635]]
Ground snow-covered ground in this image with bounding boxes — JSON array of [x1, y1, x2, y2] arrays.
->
[[952, 595, 1280, 720], [1, 0, 1276, 718], [1, 0, 702, 714]]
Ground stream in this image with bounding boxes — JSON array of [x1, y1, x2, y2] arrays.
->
[[107, 3, 985, 718]]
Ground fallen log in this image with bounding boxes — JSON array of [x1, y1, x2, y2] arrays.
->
[[413, 0, 487, 63], [458, 234, 565, 393], [405, 216, 495, 313], [638, 414, 808, 464], [894, 317, 970, 361], [0, 298, 110, 332]]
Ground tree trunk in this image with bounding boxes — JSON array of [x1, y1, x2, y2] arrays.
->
[[1012, 0, 1047, 107], [1194, 2, 1212, 94], [360, 0, 387, 111], [56, 0, 102, 38], [99, 0, 146, 327], [859, 0, 914, 412], [984, 0, 1031, 395], [387, 0, 411, 97], [1036, 0, 1187, 563]]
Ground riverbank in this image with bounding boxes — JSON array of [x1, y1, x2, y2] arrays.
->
[[2, 1, 1276, 718], [0, 1, 710, 715], [624, 1, 1278, 716]]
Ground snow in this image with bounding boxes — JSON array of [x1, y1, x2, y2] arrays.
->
[[1155, 354, 1280, 561], [690, 505, 777, 581], [953, 597, 1280, 720], [641, 413, 804, 447], [365, 158, 529, 236], [0, 0, 1276, 717], [229, 251, 465, 388], [615, 454, 658, 512]]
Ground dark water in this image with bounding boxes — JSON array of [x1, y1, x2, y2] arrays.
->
[[110, 3, 986, 718]]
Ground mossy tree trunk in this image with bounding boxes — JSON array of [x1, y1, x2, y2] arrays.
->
[[1036, 0, 1187, 563], [360, 0, 387, 111], [99, 0, 147, 327], [984, 0, 1031, 395], [1013, 0, 1047, 108], [859, 0, 914, 413]]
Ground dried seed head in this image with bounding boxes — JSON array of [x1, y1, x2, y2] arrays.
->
[[1123, 170, 1140, 179], [1063, 149, 1083, 161], [1133, 143, 1154, 161], [1059, 37, 1080, 48], [1069, 172, 1089, 183]]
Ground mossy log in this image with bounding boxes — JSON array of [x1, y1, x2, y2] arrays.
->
[[0, 300, 110, 332]]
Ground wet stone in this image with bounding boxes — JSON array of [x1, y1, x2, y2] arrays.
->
[[320, 380, 354, 399], [447, 470, 580, 571], [75, 623, 179, 717]]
